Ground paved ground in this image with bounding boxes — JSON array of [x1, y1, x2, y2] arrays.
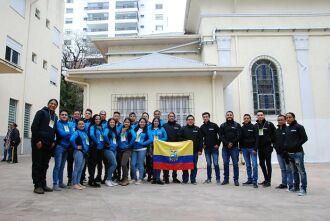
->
[[0, 155, 329, 221]]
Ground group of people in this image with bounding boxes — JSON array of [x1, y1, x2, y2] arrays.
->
[[30, 98, 309, 196], [1, 123, 20, 163]]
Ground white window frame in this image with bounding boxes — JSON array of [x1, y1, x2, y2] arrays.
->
[[50, 65, 58, 86], [5, 36, 22, 66], [52, 26, 61, 47], [112, 94, 147, 122], [10, 0, 26, 17]]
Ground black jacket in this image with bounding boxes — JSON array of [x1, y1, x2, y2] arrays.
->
[[255, 119, 276, 150], [274, 125, 286, 154], [240, 122, 258, 151], [178, 125, 202, 153], [219, 120, 241, 148], [10, 128, 20, 146], [284, 121, 308, 153], [163, 121, 181, 142], [200, 121, 220, 149], [31, 106, 58, 146]]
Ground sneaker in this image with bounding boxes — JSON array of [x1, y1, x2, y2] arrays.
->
[[79, 184, 86, 189], [216, 180, 221, 185], [135, 180, 142, 185], [120, 179, 129, 186], [34, 187, 44, 194], [95, 177, 102, 183], [1, 159, 5, 162], [221, 181, 229, 185], [152, 180, 157, 184], [164, 179, 170, 184], [59, 183, 67, 189], [258, 180, 267, 185], [288, 187, 299, 193], [72, 184, 83, 190], [43, 186, 53, 192], [173, 178, 181, 184], [243, 181, 253, 185], [67, 180, 72, 187], [101, 180, 106, 184], [111, 181, 118, 186], [203, 179, 211, 184], [53, 185, 61, 191], [234, 181, 240, 186], [181, 182, 188, 185], [298, 190, 307, 196], [253, 183, 258, 188], [156, 180, 164, 185], [276, 184, 287, 189], [263, 182, 271, 188], [191, 182, 197, 185], [105, 180, 114, 187]]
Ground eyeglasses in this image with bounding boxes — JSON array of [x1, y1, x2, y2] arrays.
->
[[61, 114, 68, 116]]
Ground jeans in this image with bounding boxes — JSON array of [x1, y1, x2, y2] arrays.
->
[[277, 154, 293, 187], [104, 149, 117, 181], [222, 147, 239, 182], [182, 153, 199, 183], [72, 150, 85, 185], [289, 152, 307, 191], [131, 149, 147, 181], [242, 148, 258, 184], [3, 146, 12, 161], [52, 145, 68, 185], [204, 147, 220, 181]]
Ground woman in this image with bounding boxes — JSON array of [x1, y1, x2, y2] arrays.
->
[[70, 120, 89, 190], [88, 114, 104, 187], [103, 118, 119, 187], [132, 118, 153, 184], [118, 118, 136, 186], [150, 118, 167, 185]]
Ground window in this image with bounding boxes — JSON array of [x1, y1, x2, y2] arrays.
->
[[24, 103, 32, 138], [65, 18, 73, 24], [32, 52, 37, 63], [65, 29, 72, 35], [140, 14, 144, 18], [158, 93, 193, 126], [116, 1, 138, 9], [87, 13, 108, 21], [155, 4, 163, 9], [46, 19, 50, 29], [140, 25, 144, 29], [43, 60, 48, 69], [155, 14, 163, 20], [140, 4, 144, 7], [115, 12, 137, 20], [35, 8, 40, 19], [112, 94, 147, 122], [86, 2, 109, 10], [155, 25, 163, 31], [83, 28, 87, 31], [66, 8, 73, 13], [64, 40, 71, 45], [52, 27, 61, 47], [115, 22, 138, 31], [251, 58, 281, 115], [66, 0, 73, 3], [8, 99, 18, 125], [5, 36, 22, 66], [10, 0, 26, 17], [50, 65, 58, 86]]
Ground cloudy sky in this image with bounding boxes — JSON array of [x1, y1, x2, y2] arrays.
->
[[167, 0, 187, 32]]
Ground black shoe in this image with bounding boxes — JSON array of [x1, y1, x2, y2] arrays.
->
[[43, 186, 53, 192], [151, 180, 157, 184], [147, 176, 152, 182], [67, 180, 72, 186], [258, 180, 266, 185], [156, 180, 164, 185], [234, 181, 239, 186], [95, 177, 101, 183], [6, 160, 11, 163], [173, 178, 181, 184], [12, 161, 18, 163], [276, 184, 287, 189], [1, 159, 5, 162], [101, 180, 106, 184], [93, 182, 101, 188], [164, 179, 169, 184], [80, 181, 84, 186], [34, 187, 44, 194], [263, 182, 271, 187], [221, 181, 229, 185], [253, 183, 258, 188], [243, 181, 253, 185]]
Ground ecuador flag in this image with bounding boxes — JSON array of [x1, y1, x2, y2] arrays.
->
[[153, 140, 194, 170]]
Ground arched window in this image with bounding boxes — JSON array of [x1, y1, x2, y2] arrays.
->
[[251, 58, 281, 115]]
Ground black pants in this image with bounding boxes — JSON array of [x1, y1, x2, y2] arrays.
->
[[114, 150, 122, 180], [258, 147, 273, 183], [80, 163, 87, 182], [163, 170, 178, 180], [12, 145, 18, 163], [31, 143, 52, 188], [88, 148, 102, 182], [67, 148, 74, 181], [145, 148, 153, 180], [96, 150, 108, 181]]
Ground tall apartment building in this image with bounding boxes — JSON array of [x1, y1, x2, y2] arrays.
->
[[0, 0, 64, 154]]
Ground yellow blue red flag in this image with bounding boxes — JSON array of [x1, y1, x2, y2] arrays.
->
[[153, 140, 194, 170]]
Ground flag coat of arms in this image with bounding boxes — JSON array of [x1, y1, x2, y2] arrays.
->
[[153, 140, 194, 170]]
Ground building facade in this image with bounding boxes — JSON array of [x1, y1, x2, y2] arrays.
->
[[0, 0, 64, 154]]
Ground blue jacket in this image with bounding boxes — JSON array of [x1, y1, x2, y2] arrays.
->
[[118, 128, 136, 150], [150, 127, 168, 142], [89, 125, 105, 150], [56, 120, 73, 148], [133, 128, 153, 149], [70, 129, 89, 154], [84, 119, 92, 133], [103, 128, 119, 152], [116, 122, 123, 134], [101, 120, 108, 130]]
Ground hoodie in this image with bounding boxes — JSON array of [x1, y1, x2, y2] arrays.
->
[[284, 120, 308, 153], [70, 129, 89, 154], [219, 120, 241, 148]]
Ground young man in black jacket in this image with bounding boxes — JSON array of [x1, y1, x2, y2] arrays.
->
[[219, 111, 241, 186], [240, 114, 258, 188], [163, 112, 182, 184], [255, 110, 276, 187], [200, 112, 221, 184], [9, 123, 20, 163], [274, 115, 293, 190], [284, 112, 308, 196], [178, 115, 202, 184], [31, 99, 58, 194]]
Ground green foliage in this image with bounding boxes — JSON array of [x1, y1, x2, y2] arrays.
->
[[60, 75, 83, 114]]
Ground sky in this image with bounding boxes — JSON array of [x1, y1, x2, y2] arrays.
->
[[166, 0, 187, 32]]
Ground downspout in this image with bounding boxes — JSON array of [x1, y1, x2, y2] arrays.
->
[[235, 34, 242, 118], [64, 76, 90, 109], [212, 71, 217, 121]]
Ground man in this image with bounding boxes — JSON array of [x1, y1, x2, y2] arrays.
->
[[219, 111, 241, 186], [163, 112, 182, 184], [113, 111, 122, 182], [129, 112, 138, 129], [96, 110, 108, 183], [153, 110, 166, 127], [255, 110, 276, 187], [200, 112, 221, 184], [1, 125, 12, 162], [100, 110, 107, 129], [274, 114, 293, 190], [284, 112, 308, 196], [240, 114, 258, 188], [113, 111, 122, 134], [179, 115, 202, 184], [9, 123, 20, 163], [31, 99, 58, 194], [67, 110, 81, 186]]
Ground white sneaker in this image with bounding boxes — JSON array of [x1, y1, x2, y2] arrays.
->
[[72, 184, 83, 190], [135, 180, 142, 185], [105, 180, 114, 187], [79, 184, 86, 189], [111, 181, 118, 186]]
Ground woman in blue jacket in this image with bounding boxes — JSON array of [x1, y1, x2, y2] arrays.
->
[[150, 118, 168, 185], [132, 118, 153, 184], [53, 110, 73, 191], [118, 118, 136, 186], [87, 114, 104, 188], [103, 118, 119, 187], [70, 120, 89, 190]]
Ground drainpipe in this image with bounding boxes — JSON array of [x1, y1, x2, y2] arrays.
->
[[212, 71, 217, 121], [202, 28, 220, 45], [64, 76, 90, 109]]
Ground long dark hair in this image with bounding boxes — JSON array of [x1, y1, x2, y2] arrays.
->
[[134, 118, 148, 134], [107, 118, 118, 140], [91, 114, 101, 126], [151, 118, 162, 130]]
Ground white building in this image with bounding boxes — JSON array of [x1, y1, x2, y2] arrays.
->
[[0, 0, 64, 154]]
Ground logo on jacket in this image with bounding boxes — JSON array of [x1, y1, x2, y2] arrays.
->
[[169, 149, 178, 162]]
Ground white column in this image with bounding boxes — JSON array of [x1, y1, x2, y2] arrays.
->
[[217, 36, 233, 112], [293, 35, 314, 119]]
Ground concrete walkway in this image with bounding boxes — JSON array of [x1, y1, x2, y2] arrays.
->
[[0, 155, 329, 221]]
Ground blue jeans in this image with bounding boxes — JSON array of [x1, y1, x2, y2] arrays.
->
[[289, 152, 307, 191], [2, 146, 12, 161], [222, 147, 239, 182], [242, 148, 258, 184], [204, 147, 220, 181], [153, 169, 161, 181], [52, 145, 68, 185], [182, 153, 199, 183], [277, 154, 293, 187], [72, 150, 85, 185], [104, 149, 117, 181], [131, 149, 147, 181]]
